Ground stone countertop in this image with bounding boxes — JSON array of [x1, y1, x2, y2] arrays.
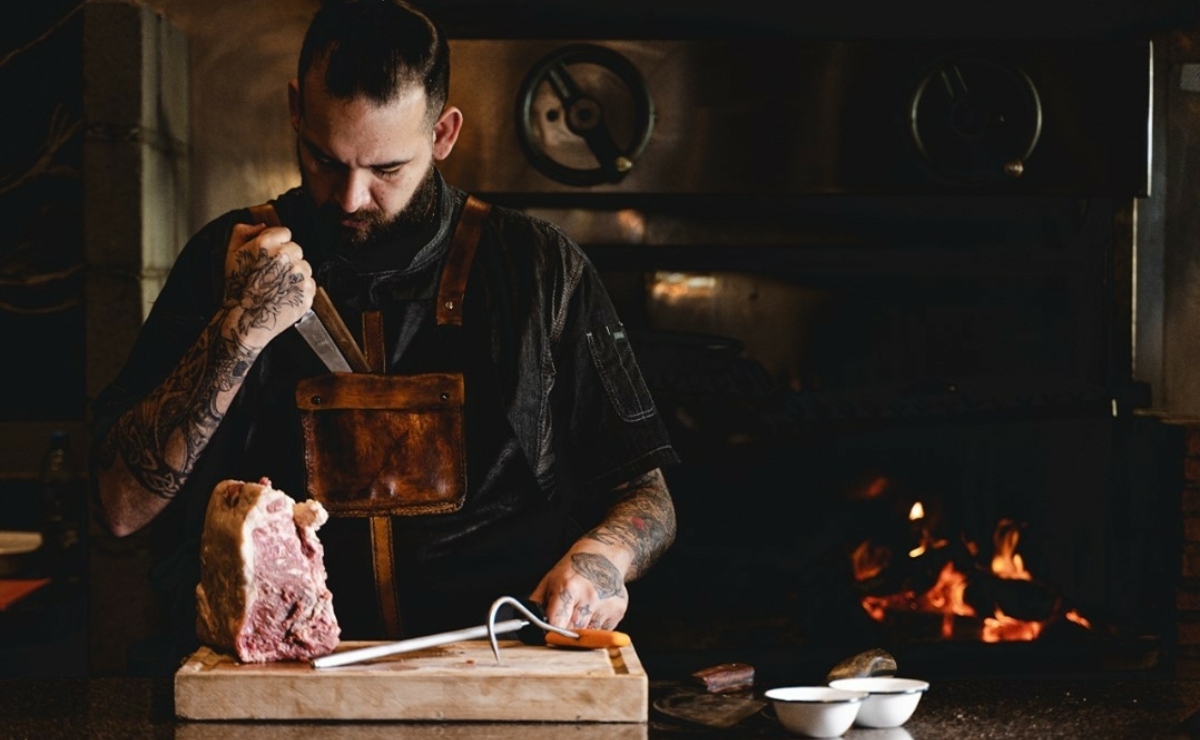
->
[[1, 673, 1199, 739]]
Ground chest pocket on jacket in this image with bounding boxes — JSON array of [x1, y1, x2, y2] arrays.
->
[[586, 322, 657, 422], [296, 372, 467, 516]]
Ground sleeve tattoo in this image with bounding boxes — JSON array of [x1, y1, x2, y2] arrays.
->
[[583, 468, 677, 581], [97, 241, 306, 501], [97, 307, 258, 499]]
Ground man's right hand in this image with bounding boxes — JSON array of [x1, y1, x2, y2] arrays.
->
[[223, 222, 315, 348]]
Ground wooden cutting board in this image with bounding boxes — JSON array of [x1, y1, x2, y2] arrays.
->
[[175, 639, 647, 722]]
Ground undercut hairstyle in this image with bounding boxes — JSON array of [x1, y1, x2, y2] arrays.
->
[[298, 0, 450, 122]]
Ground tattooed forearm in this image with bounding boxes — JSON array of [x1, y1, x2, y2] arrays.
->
[[101, 308, 258, 499], [585, 468, 677, 581], [569, 552, 625, 599]]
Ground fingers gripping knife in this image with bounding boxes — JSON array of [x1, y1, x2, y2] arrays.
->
[[311, 596, 631, 668], [293, 287, 371, 373], [245, 203, 370, 374]]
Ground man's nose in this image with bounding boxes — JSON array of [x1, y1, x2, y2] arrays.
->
[[333, 169, 371, 213]]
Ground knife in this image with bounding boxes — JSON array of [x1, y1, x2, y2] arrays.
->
[[292, 287, 370, 373], [294, 308, 353, 372]]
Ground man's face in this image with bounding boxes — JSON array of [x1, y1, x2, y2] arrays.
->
[[290, 68, 460, 249]]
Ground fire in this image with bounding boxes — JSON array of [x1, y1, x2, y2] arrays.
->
[[853, 503, 1090, 642], [907, 501, 947, 559], [1065, 609, 1091, 630], [851, 540, 890, 582], [982, 607, 1044, 643], [925, 561, 976, 638], [991, 519, 1031, 581]]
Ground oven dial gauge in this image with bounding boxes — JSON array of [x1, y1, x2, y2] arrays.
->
[[909, 54, 1042, 185], [516, 43, 655, 187]]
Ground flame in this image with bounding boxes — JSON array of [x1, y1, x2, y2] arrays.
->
[[851, 540, 889, 582], [855, 515, 1092, 643], [982, 608, 1044, 643], [991, 519, 1031, 581], [908, 502, 948, 558], [924, 561, 976, 638], [1065, 609, 1091, 630]]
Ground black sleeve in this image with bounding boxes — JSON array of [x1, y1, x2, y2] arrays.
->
[[554, 257, 680, 494]]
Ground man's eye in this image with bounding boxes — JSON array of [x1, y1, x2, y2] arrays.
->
[[374, 167, 402, 177]]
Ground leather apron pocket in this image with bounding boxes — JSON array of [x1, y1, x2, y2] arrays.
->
[[296, 371, 466, 516]]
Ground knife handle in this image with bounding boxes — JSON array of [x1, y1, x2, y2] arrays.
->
[[311, 287, 370, 372], [545, 628, 632, 649]]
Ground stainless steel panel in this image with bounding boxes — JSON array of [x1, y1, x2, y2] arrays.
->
[[442, 38, 1151, 196]]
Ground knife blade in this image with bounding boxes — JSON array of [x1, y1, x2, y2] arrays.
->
[[293, 309, 353, 372], [309, 286, 370, 372]]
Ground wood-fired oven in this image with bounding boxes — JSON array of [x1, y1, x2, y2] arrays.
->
[[439, 36, 1172, 680]]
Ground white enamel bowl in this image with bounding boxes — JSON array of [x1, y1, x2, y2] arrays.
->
[[764, 686, 870, 737], [827, 677, 930, 728]]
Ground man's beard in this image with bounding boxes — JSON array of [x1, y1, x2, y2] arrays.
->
[[308, 161, 439, 252]]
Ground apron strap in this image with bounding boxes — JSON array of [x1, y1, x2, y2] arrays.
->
[[247, 203, 282, 228], [436, 195, 492, 328], [361, 311, 387, 373]]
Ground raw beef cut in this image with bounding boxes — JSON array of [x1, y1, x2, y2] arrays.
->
[[196, 477, 340, 662]]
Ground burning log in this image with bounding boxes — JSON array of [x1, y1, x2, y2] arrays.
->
[[964, 569, 1060, 623]]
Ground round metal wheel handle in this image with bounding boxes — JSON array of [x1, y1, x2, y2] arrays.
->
[[908, 54, 1042, 186], [516, 43, 655, 187]]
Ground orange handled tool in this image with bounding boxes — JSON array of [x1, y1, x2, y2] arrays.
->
[[545, 627, 632, 649], [486, 595, 630, 664]]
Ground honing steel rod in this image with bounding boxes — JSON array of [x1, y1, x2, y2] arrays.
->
[[311, 618, 530, 668]]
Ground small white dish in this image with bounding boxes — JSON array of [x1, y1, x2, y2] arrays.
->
[[765, 686, 869, 737], [827, 676, 929, 728]]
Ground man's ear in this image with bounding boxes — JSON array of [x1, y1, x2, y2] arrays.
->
[[432, 105, 463, 161], [288, 78, 301, 130]]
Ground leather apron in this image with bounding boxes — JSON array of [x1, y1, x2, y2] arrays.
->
[[250, 196, 492, 638]]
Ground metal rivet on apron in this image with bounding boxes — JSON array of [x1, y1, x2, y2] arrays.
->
[[444, 300, 455, 310], [311, 396, 323, 405], [440, 392, 450, 401]]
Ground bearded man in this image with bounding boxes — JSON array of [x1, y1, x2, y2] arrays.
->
[[91, 0, 677, 671]]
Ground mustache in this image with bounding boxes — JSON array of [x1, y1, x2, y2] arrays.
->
[[318, 203, 385, 226]]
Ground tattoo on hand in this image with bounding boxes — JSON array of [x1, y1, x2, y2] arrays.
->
[[570, 552, 624, 599], [228, 248, 306, 335], [586, 469, 677, 580]]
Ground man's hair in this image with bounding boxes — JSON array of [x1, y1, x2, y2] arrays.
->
[[297, 0, 449, 120]]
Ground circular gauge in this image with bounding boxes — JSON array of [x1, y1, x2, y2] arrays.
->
[[909, 54, 1042, 185], [516, 44, 655, 187]]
